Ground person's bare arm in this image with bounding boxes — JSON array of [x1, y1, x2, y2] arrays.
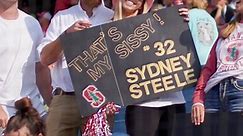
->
[[36, 62, 53, 106], [40, 20, 91, 66], [214, 6, 224, 25], [214, 0, 226, 25], [40, 38, 63, 66], [0, 105, 8, 128]]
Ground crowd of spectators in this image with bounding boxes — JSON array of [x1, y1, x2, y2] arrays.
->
[[18, 0, 237, 30], [1, 0, 241, 135]]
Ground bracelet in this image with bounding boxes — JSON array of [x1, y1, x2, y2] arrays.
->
[[192, 103, 204, 107]]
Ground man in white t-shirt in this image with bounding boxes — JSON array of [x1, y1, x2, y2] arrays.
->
[[38, 0, 114, 136], [0, 0, 49, 131]]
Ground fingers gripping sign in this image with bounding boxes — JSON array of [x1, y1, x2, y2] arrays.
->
[[173, 0, 189, 21], [65, 20, 91, 33], [178, 8, 189, 21]]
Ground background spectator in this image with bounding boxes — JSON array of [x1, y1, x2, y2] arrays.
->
[[186, 0, 218, 65], [54, 0, 78, 14], [0, 0, 47, 130], [210, 0, 235, 26], [104, 0, 113, 9], [37, 11, 52, 34], [4, 97, 45, 136]]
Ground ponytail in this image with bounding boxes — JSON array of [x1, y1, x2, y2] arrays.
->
[[5, 97, 45, 136], [221, 14, 241, 39]]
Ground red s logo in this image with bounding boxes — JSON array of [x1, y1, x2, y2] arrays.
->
[[82, 85, 106, 108]]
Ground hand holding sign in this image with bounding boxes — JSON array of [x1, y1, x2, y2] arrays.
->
[[178, 8, 189, 21], [65, 20, 91, 33]]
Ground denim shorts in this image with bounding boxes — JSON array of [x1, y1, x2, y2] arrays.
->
[[205, 77, 243, 112]]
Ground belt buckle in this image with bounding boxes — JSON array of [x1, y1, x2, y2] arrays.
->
[[54, 87, 63, 95]]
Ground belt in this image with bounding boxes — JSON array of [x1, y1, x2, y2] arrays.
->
[[53, 87, 75, 96]]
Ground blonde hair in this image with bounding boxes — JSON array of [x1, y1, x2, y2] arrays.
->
[[113, 0, 123, 21], [221, 14, 241, 38], [190, 0, 208, 9], [113, 0, 151, 21]]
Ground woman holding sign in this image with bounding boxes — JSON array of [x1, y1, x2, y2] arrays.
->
[[112, 0, 189, 135], [192, 0, 243, 126]]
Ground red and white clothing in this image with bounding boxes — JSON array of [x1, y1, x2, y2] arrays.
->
[[193, 23, 243, 104], [0, 10, 46, 118]]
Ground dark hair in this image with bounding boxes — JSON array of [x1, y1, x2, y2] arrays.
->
[[20, 0, 30, 7], [4, 97, 45, 136], [138, 0, 146, 14]]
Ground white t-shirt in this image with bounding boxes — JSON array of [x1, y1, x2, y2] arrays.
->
[[0, 10, 46, 117], [38, 3, 114, 93]]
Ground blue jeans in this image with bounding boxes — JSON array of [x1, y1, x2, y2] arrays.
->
[[205, 77, 243, 112]]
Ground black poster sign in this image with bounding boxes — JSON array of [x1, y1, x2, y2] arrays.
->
[[61, 6, 201, 116]]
